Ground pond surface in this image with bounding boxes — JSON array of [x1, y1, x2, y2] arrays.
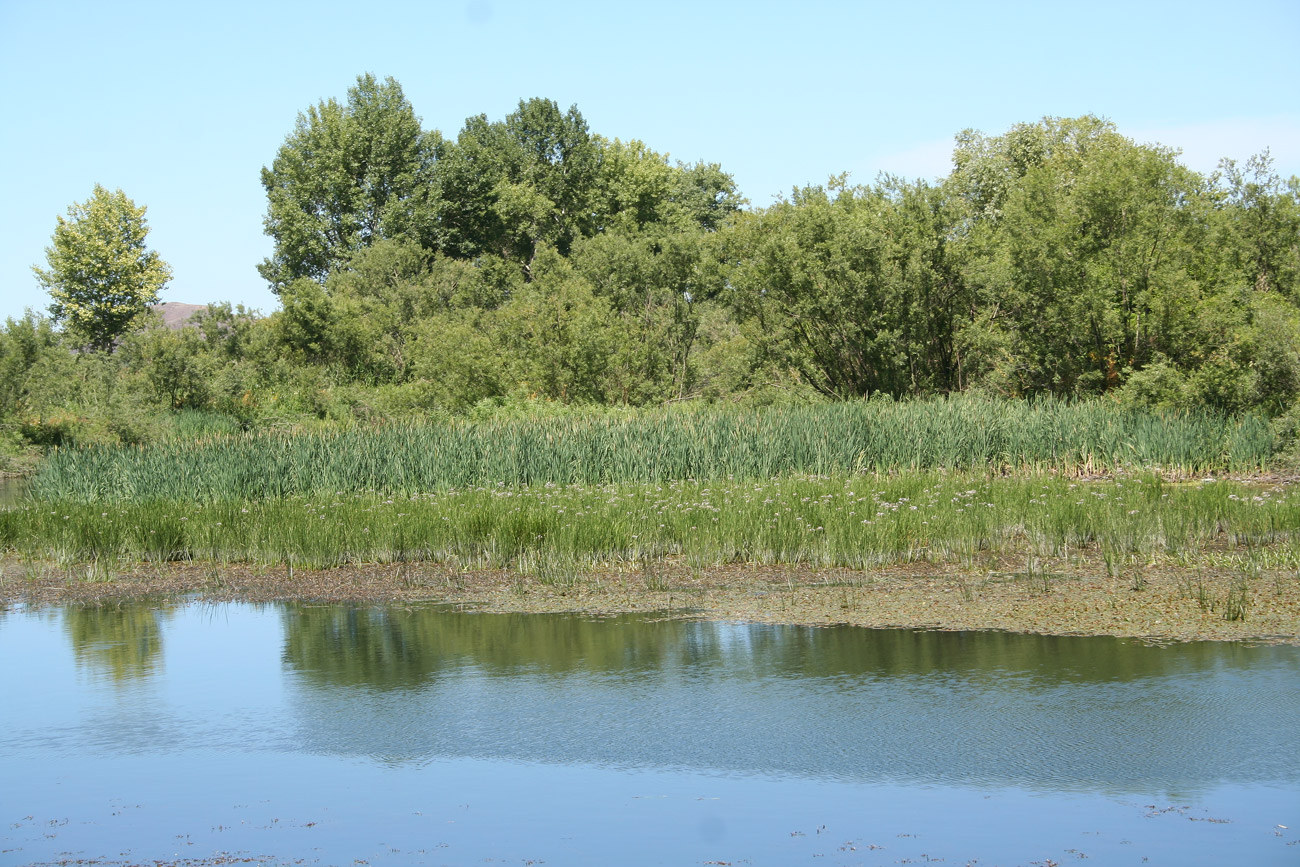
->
[[1, 603, 1297, 866]]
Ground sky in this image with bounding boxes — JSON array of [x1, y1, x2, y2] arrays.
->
[[2, 0, 1298, 322]]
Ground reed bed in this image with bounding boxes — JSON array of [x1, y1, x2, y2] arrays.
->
[[5, 473, 1297, 572], [26, 398, 1273, 503]]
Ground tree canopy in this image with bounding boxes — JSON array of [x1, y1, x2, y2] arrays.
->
[[32, 184, 171, 352], [259, 73, 440, 290]]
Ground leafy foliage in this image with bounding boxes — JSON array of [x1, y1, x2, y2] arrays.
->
[[33, 185, 171, 352], [7, 94, 1300, 462], [259, 74, 440, 289]]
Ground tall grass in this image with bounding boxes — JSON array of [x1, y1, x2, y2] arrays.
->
[[26, 397, 1273, 504], [5, 474, 1297, 571]]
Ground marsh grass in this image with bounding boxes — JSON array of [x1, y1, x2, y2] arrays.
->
[[68, 556, 116, 584], [517, 549, 582, 588], [956, 572, 976, 602], [26, 397, 1272, 504], [1224, 575, 1252, 621], [6, 473, 1300, 576], [1130, 560, 1149, 592], [640, 554, 673, 592], [1184, 570, 1215, 612], [1022, 556, 1049, 594]]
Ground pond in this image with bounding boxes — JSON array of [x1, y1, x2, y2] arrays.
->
[[1, 602, 1297, 865]]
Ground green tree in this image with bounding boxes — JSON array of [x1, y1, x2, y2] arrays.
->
[[1214, 151, 1300, 298], [954, 116, 1213, 396], [121, 320, 213, 410], [408, 307, 507, 409], [727, 175, 963, 399], [491, 247, 614, 402], [33, 185, 172, 352], [259, 74, 441, 290], [0, 312, 66, 419], [573, 226, 722, 402], [592, 137, 744, 234], [436, 98, 600, 273]]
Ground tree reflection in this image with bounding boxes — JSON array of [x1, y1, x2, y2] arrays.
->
[[281, 605, 719, 690], [277, 605, 1300, 790], [281, 604, 1237, 692], [282, 605, 447, 690], [64, 603, 171, 682]]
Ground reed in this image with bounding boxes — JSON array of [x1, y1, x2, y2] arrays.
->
[[6, 473, 1298, 573], [25, 397, 1274, 504]]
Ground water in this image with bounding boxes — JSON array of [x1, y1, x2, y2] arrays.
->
[[1, 603, 1297, 866]]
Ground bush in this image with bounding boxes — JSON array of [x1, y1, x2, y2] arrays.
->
[[1116, 359, 1189, 410]]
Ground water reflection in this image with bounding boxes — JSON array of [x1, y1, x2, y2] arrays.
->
[[279, 606, 1300, 792], [6, 602, 1297, 867], [283, 605, 453, 689], [64, 603, 173, 682], [282, 604, 726, 688], [281, 603, 1273, 686]]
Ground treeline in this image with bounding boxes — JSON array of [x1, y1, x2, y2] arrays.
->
[[2, 74, 1298, 466]]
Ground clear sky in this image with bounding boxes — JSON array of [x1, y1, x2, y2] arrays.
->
[[3, 0, 1297, 322]]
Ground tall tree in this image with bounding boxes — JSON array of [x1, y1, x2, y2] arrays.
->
[[727, 176, 962, 398], [959, 117, 1210, 395], [592, 137, 744, 234], [436, 98, 599, 274], [33, 185, 171, 352], [1214, 151, 1300, 298], [259, 74, 441, 290]]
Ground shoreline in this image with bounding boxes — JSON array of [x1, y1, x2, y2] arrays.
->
[[4, 555, 1298, 644]]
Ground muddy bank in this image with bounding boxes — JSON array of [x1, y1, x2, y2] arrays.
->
[[3, 554, 1298, 644]]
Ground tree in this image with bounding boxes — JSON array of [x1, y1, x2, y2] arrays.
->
[[33, 185, 172, 352], [592, 137, 744, 234], [573, 226, 721, 402], [437, 104, 742, 275], [1214, 151, 1300, 298], [727, 176, 963, 399], [259, 74, 441, 290], [960, 117, 1210, 395], [436, 98, 600, 273]]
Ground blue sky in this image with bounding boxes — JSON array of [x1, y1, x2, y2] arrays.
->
[[3, 0, 1297, 322]]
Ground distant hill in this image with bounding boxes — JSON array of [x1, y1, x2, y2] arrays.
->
[[151, 302, 208, 330]]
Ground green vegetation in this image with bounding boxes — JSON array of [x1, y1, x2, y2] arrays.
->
[[3, 76, 1298, 475], [4, 76, 1300, 636], [4, 473, 1296, 574], [25, 398, 1272, 503], [32, 185, 171, 353]]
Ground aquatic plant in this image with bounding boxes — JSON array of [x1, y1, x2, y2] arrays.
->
[[26, 397, 1273, 504], [5, 473, 1298, 573]]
